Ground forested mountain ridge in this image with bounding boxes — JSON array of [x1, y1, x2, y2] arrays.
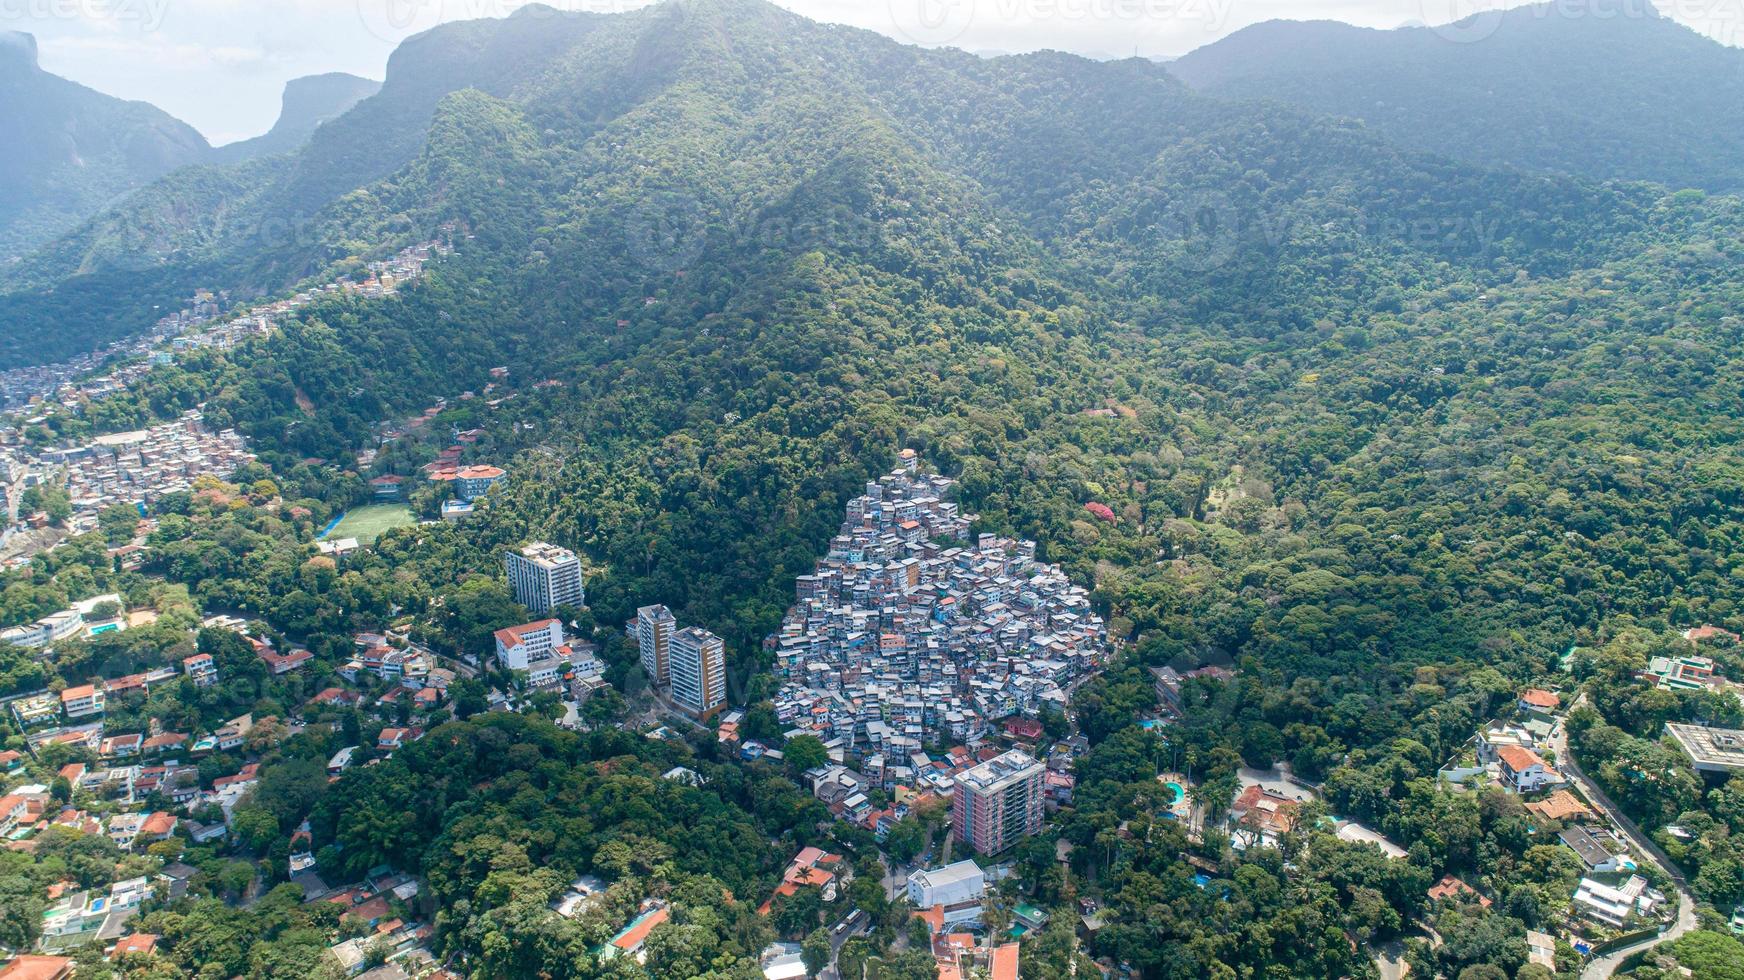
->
[[0, 0, 1709, 370], [0, 30, 211, 263], [1168, 2, 1744, 191]]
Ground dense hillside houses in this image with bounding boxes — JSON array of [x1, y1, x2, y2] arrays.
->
[[0, 234, 452, 412], [772, 457, 1107, 752]]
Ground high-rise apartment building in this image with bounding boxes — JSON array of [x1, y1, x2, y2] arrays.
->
[[636, 604, 677, 686], [669, 626, 727, 720], [505, 542, 585, 616], [952, 749, 1045, 854]]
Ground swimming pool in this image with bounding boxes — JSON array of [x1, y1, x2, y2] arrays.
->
[[1164, 781, 1185, 805], [88, 623, 120, 635]]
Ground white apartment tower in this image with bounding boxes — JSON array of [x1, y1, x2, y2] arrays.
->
[[505, 542, 585, 615], [637, 604, 677, 686], [669, 626, 727, 720]]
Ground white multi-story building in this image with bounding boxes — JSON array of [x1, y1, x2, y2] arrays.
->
[[1574, 874, 1662, 928], [60, 684, 106, 719], [669, 627, 727, 720], [637, 604, 677, 686], [1, 608, 85, 649], [907, 861, 986, 924], [505, 542, 586, 616], [182, 653, 218, 688], [494, 619, 566, 672]]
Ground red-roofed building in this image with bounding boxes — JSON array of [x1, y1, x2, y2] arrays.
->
[[182, 653, 217, 687], [260, 646, 313, 674], [213, 763, 260, 792], [111, 933, 159, 959], [758, 847, 846, 914], [139, 811, 178, 842], [494, 619, 564, 671], [455, 465, 505, 501], [1517, 689, 1561, 714], [609, 905, 670, 960], [0, 955, 75, 980], [1496, 745, 1561, 794], [1230, 784, 1300, 847], [1426, 875, 1491, 908], [59, 684, 104, 718], [141, 732, 189, 754]]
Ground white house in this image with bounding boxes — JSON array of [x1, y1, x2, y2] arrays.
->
[[1574, 874, 1662, 928], [1495, 745, 1562, 794]]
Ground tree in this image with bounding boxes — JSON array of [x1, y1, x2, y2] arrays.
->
[[802, 927, 831, 978], [785, 735, 829, 774], [884, 817, 926, 864]]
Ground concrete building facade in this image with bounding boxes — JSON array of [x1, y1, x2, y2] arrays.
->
[[505, 542, 586, 616], [637, 604, 677, 686], [669, 626, 727, 720], [952, 749, 1045, 854]]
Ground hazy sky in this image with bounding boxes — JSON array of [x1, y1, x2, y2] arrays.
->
[[9, 0, 1742, 143]]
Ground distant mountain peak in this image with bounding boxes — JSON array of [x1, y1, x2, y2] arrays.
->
[[1170, 3, 1743, 190], [211, 72, 381, 163], [0, 30, 38, 70]]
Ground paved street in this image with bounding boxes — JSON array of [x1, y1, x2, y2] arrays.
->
[[1548, 704, 1700, 978]]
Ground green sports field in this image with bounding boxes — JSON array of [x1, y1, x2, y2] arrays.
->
[[322, 504, 416, 545]]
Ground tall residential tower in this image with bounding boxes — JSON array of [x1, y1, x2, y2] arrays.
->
[[636, 604, 677, 686], [669, 626, 727, 720], [505, 542, 585, 616], [952, 749, 1045, 854]]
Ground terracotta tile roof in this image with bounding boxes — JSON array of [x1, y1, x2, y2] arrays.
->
[[611, 906, 670, 951], [1496, 745, 1548, 773], [1526, 790, 1595, 822], [1519, 688, 1561, 709]]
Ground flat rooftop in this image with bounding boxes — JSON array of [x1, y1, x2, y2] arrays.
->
[[1666, 723, 1744, 771]]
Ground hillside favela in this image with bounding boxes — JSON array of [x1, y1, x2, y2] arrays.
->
[[3, 2, 1744, 980]]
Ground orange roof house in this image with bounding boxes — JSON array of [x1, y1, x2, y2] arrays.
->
[[1496, 745, 1548, 774], [1427, 875, 1491, 908], [111, 933, 159, 959], [610, 905, 670, 956], [758, 846, 844, 914], [0, 956, 75, 980], [1518, 689, 1561, 711], [1526, 790, 1596, 823]]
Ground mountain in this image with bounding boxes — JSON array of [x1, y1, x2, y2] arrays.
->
[[0, 30, 211, 262], [0, 0, 1682, 368], [1167, 1, 1744, 191], [211, 72, 382, 164]]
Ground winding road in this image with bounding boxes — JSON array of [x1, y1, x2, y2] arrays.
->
[[1547, 706, 1699, 978]]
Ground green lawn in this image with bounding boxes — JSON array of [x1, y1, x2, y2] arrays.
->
[[323, 504, 415, 545]]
